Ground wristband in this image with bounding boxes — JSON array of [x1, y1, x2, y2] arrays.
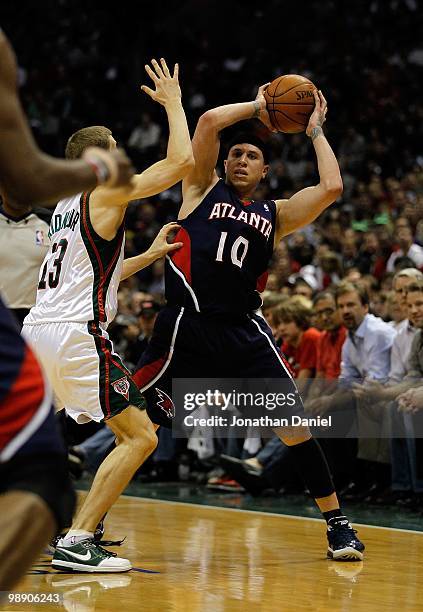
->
[[84, 157, 109, 184], [82, 147, 119, 187]]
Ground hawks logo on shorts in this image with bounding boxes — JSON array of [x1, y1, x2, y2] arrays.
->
[[155, 388, 175, 419], [112, 376, 130, 401]]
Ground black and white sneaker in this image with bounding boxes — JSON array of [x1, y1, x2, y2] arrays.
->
[[52, 538, 131, 573], [327, 516, 365, 561], [48, 515, 124, 554]]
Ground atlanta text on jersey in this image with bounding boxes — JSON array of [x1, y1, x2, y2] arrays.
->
[[208, 202, 273, 240]]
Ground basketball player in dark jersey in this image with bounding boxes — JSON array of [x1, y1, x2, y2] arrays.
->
[[135, 85, 365, 560], [0, 28, 133, 591]]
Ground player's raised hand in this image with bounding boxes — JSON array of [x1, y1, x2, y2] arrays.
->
[[141, 59, 181, 106], [254, 83, 277, 133], [147, 222, 183, 260], [306, 89, 327, 137]]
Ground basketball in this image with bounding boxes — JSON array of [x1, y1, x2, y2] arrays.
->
[[264, 74, 316, 134]]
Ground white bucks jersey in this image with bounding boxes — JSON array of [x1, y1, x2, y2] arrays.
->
[[25, 192, 125, 327]]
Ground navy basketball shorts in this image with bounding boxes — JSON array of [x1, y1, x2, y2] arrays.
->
[[133, 306, 304, 428], [0, 407, 76, 532]]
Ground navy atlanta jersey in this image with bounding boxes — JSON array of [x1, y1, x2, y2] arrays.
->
[[166, 179, 277, 315]]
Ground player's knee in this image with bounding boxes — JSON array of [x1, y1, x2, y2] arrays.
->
[[139, 422, 158, 456], [276, 425, 312, 446], [122, 421, 158, 458]]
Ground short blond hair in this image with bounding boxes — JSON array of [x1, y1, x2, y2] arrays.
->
[[65, 126, 112, 159]]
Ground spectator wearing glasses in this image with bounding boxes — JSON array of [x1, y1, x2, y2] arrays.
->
[[305, 292, 351, 488]]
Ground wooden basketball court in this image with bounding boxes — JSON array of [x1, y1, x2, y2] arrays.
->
[[3, 494, 423, 612]]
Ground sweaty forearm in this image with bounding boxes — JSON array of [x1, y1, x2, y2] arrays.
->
[[120, 252, 156, 281], [165, 100, 194, 165], [311, 130, 343, 193], [0, 32, 98, 208], [2, 153, 97, 209], [203, 101, 258, 133], [0, 129, 97, 210]]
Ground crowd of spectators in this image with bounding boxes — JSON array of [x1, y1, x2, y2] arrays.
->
[[2, 0, 423, 506]]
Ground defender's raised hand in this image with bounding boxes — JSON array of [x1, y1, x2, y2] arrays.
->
[[146, 222, 183, 260], [141, 59, 181, 106]]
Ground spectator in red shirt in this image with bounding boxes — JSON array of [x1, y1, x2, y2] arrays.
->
[[306, 291, 347, 414], [305, 291, 352, 490], [316, 292, 347, 379], [273, 297, 322, 396]]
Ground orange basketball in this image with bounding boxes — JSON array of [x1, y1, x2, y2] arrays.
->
[[264, 74, 316, 133]]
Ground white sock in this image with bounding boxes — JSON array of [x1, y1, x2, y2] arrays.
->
[[59, 530, 94, 547]]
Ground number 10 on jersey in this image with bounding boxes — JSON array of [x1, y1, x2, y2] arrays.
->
[[215, 232, 249, 269]]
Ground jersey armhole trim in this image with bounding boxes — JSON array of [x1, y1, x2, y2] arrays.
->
[[178, 176, 222, 222]]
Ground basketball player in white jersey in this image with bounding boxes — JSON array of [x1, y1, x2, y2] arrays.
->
[[22, 58, 194, 573]]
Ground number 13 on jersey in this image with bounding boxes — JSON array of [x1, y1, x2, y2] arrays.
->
[[38, 238, 68, 290]]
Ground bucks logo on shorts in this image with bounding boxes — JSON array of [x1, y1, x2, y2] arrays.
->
[[112, 376, 130, 401]]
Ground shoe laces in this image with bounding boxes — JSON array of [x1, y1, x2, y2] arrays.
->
[[82, 539, 118, 558], [328, 522, 358, 545], [96, 537, 126, 547], [94, 518, 126, 547]]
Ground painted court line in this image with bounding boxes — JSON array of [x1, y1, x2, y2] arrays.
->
[[120, 492, 423, 536]]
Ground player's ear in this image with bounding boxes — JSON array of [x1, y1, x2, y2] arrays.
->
[[261, 164, 269, 180], [224, 159, 227, 173]]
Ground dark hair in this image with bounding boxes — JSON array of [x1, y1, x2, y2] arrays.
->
[[65, 126, 112, 159], [394, 256, 417, 272], [226, 132, 270, 164], [334, 281, 369, 306], [313, 291, 336, 307]]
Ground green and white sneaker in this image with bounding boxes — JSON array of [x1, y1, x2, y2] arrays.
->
[[52, 538, 132, 573]]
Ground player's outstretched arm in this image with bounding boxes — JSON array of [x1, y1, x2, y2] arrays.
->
[[0, 31, 134, 208], [120, 222, 182, 281], [274, 90, 343, 242], [92, 59, 193, 212], [180, 83, 275, 218]]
